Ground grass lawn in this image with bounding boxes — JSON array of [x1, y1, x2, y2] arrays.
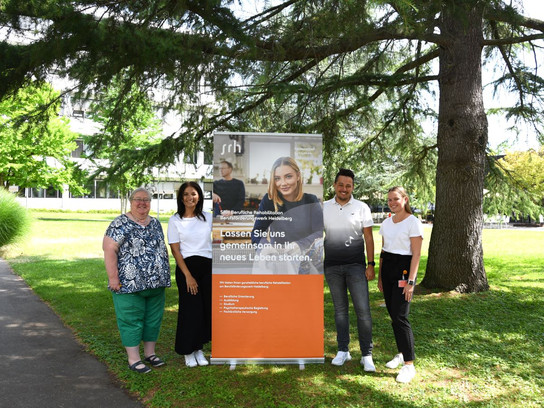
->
[[3, 211, 544, 407]]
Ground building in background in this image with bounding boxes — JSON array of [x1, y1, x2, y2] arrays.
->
[[15, 92, 213, 213]]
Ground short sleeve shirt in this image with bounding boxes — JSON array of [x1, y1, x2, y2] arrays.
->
[[104, 214, 171, 293], [379, 214, 424, 255], [167, 212, 212, 259], [323, 196, 373, 266]]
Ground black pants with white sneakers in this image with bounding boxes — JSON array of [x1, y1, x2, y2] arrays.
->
[[381, 251, 415, 362]]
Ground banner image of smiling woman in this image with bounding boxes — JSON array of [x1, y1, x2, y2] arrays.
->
[[251, 157, 323, 274]]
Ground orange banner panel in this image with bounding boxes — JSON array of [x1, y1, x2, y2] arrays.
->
[[212, 274, 323, 358]]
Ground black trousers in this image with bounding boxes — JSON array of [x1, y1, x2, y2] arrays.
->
[[175, 256, 212, 355], [381, 251, 415, 362]]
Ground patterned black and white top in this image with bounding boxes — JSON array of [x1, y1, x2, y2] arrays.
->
[[105, 214, 171, 294]]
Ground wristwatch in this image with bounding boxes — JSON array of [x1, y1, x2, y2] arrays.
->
[[367, 261, 376, 266], [407, 280, 416, 286]]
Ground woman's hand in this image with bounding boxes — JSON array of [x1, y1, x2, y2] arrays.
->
[[103, 236, 121, 292], [365, 265, 375, 281], [186, 275, 198, 295], [261, 245, 280, 257], [108, 277, 121, 292], [403, 283, 415, 301], [285, 242, 301, 256], [377, 275, 383, 293]]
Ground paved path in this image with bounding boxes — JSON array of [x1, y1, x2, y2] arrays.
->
[[0, 259, 143, 408]]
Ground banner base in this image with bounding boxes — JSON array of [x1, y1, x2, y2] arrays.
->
[[210, 357, 324, 366]]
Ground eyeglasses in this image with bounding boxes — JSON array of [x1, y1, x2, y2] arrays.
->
[[132, 198, 151, 203]]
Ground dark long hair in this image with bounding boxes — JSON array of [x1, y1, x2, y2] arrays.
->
[[176, 181, 206, 221]]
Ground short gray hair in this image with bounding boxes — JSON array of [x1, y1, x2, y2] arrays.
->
[[129, 188, 152, 201]]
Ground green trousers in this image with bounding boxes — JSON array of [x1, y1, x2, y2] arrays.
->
[[112, 287, 166, 347]]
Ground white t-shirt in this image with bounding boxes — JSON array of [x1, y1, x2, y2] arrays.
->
[[167, 212, 212, 259], [379, 214, 423, 255]]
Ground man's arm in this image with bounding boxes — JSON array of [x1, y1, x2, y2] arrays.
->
[[363, 226, 375, 280]]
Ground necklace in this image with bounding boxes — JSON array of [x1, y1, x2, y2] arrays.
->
[[129, 212, 149, 225]]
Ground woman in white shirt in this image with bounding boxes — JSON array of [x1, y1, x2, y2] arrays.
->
[[378, 186, 423, 383], [168, 181, 212, 367]]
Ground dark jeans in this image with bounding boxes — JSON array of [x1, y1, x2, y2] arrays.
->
[[381, 251, 415, 362], [325, 263, 373, 355], [175, 256, 212, 355]]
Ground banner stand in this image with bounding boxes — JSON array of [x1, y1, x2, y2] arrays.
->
[[212, 132, 324, 366], [211, 357, 324, 370]]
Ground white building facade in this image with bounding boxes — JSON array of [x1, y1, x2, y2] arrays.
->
[[15, 94, 214, 213]]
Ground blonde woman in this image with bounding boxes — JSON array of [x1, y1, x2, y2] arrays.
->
[[251, 157, 323, 274], [378, 186, 423, 383]]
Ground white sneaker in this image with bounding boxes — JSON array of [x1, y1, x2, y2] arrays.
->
[[184, 352, 197, 368], [194, 350, 209, 366], [396, 364, 416, 383], [386, 353, 404, 369], [331, 351, 352, 366], [361, 355, 376, 372]]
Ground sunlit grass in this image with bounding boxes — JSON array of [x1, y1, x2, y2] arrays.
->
[[4, 212, 544, 407]]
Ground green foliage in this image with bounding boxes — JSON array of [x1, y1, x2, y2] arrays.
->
[[0, 82, 82, 192], [0, 1, 540, 190], [484, 148, 544, 218], [86, 74, 164, 211], [2, 1, 544, 292], [4, 213, 544, 407], [0, 188, 31, 248]]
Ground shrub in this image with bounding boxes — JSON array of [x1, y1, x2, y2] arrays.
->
[[0, 189, 31, 248]]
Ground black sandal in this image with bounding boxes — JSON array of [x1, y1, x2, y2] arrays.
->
[[144, 354, 165, 367], [128, 360, 151, 373]]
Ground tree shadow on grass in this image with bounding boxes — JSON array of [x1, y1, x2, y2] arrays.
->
[[35, 217, 114, 222], [8, 255, 544, 407]]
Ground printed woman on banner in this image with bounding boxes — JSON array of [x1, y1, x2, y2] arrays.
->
[[251, 156, 323, 274]]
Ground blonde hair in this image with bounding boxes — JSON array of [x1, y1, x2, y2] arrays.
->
[[388, 186, 412, 214], [268, 157, 304, 211]]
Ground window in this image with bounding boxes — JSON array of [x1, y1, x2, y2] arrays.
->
[[71, 139, 85, 158], [203, 182, 213, 199], [184, 151, 199, 164], [71, 180, 95, 198], [45, 187, 60, 198], [95, 180, 109, 198], [31, 188, 45, 198]]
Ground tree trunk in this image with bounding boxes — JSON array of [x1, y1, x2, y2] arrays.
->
[[422, 3, 489, 293], [120, 195, 128, 215]]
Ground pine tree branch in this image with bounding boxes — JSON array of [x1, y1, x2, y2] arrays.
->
[[488, 20, 525, 111], [483, 33, 544, 46], [254, 28, 444, 61], [484, 5, 544, 33], [306, 47, 439, 131]]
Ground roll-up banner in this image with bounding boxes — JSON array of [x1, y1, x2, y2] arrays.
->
[[211, 132, 324, 365]]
